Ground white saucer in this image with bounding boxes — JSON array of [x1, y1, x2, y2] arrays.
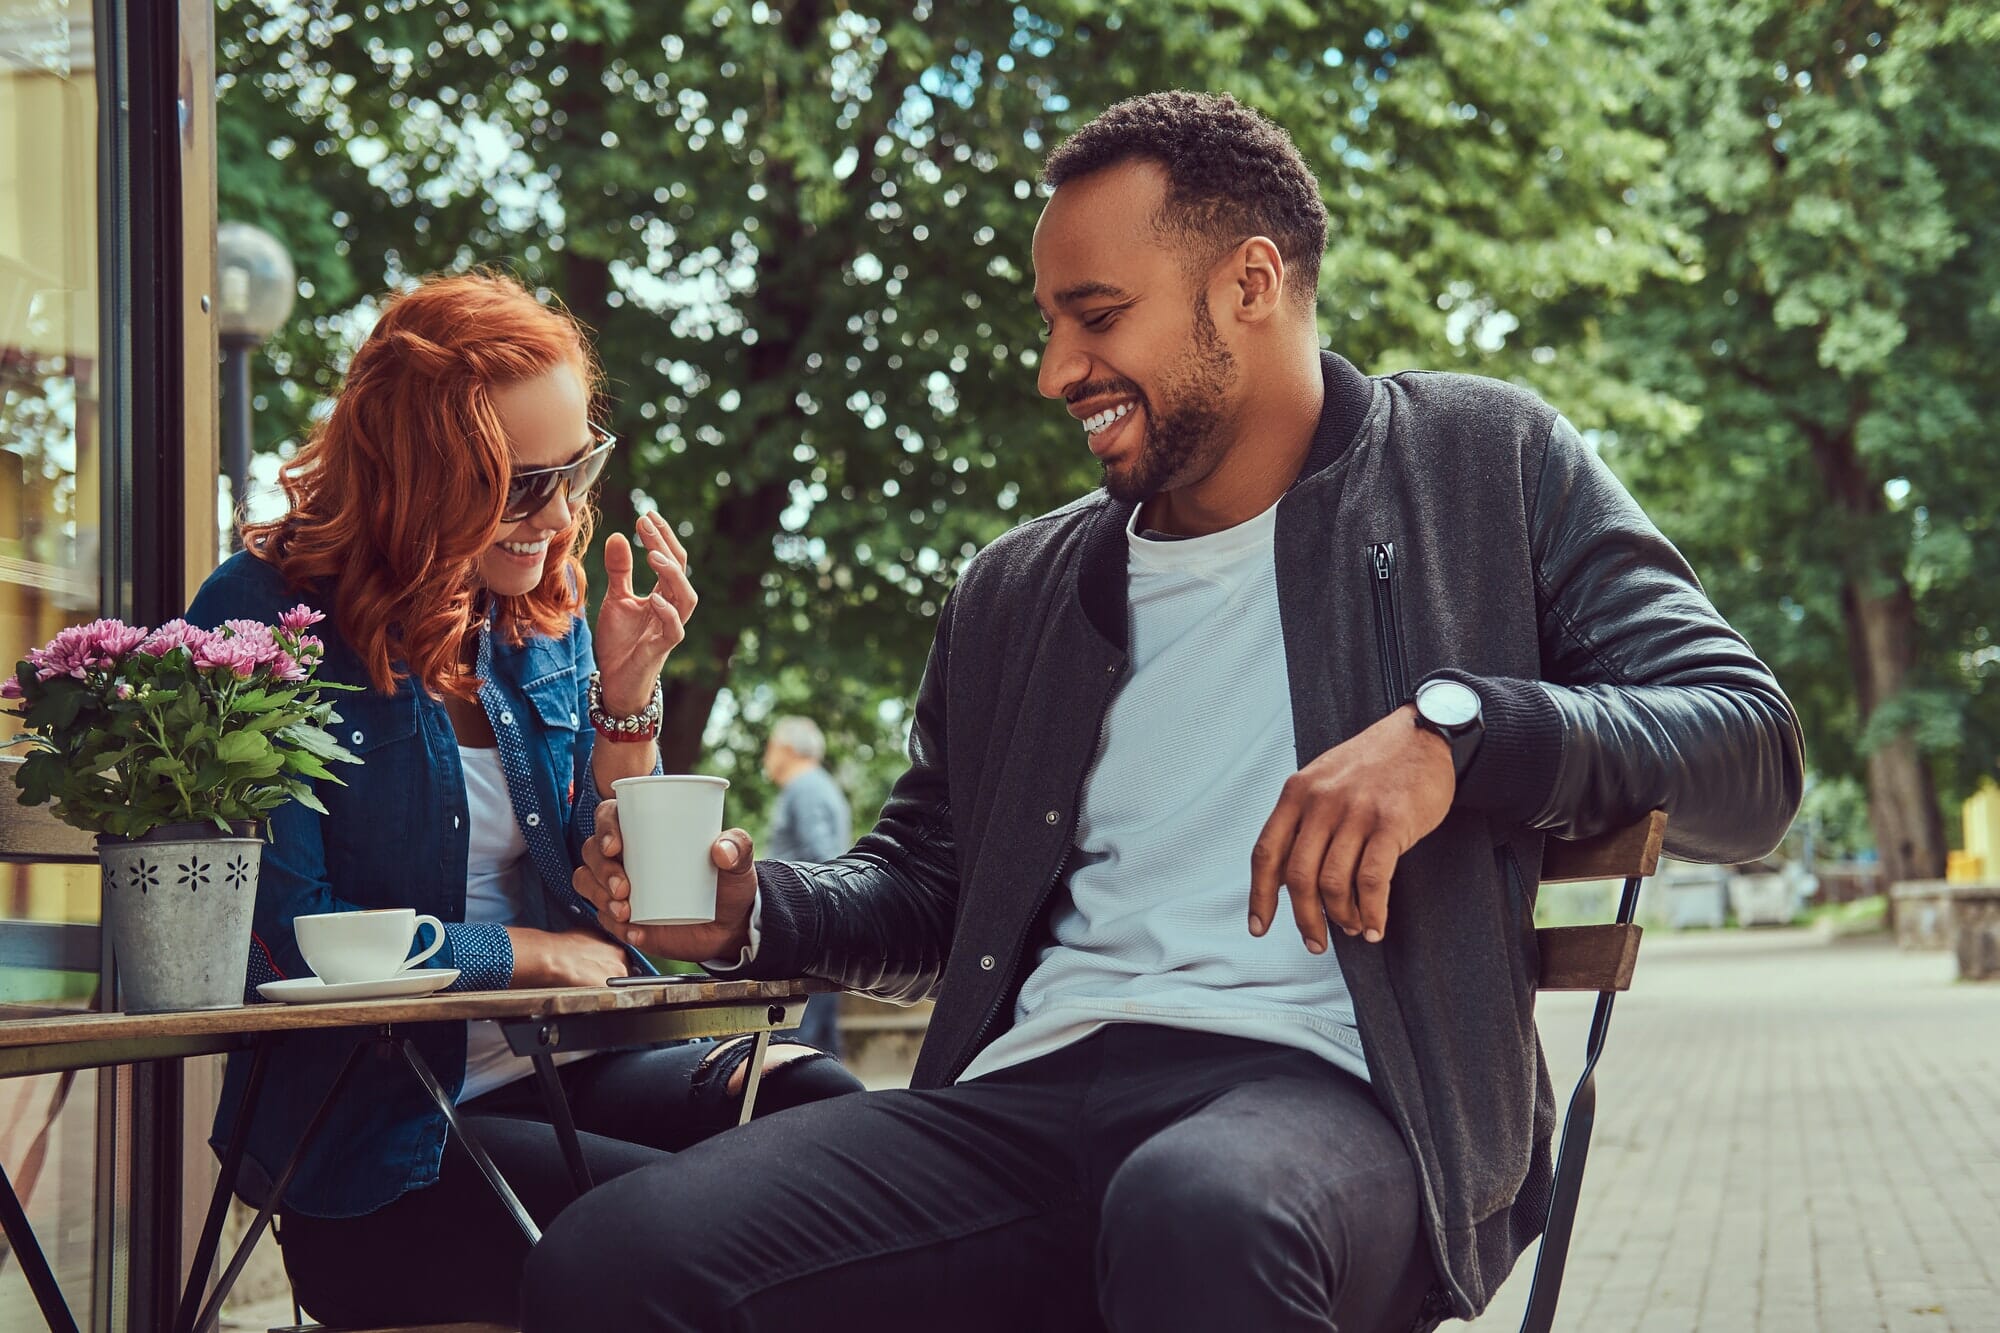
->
[[258, 968, 460, 1004]]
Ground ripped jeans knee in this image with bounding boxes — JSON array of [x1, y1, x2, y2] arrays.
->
[[689, 1035, 864, 1124]]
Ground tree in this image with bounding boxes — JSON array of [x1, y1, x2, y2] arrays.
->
[[1604, 1, 2000, 882], [217, 0, 1667, 822]]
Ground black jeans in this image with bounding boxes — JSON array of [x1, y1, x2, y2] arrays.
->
[[276, 1036, 862, 1328], [523, 1025, 1435, 1332]]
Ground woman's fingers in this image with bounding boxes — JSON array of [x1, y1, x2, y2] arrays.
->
[[641, 510, 689, 570], [645, 547, 698, 620], [602, 531, 638, 602]]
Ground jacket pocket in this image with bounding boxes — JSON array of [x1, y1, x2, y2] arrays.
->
[[522, 670, 582, 800], [330, 690, 419, 756], [1364, 540, 1410, 708], [318, 691, 423, 881], [1496, 842, 1541, 1030]]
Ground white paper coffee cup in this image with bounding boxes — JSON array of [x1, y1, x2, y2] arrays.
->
[[611, 775, 731, 925]]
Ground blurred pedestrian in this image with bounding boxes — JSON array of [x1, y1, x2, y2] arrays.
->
[[762, 716, 852, 1056]]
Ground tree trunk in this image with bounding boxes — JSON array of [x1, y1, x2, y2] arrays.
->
[[1843, 581, 1948, 884], [1809, 418, 1948, 884]]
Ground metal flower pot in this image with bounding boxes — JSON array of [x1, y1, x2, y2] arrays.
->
[[97, 821, 262, 1013]]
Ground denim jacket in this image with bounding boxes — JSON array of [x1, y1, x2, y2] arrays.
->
[[187, 550, 655, 1216]]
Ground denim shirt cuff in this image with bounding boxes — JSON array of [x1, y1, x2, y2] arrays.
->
[[439, 921, 513, 991]]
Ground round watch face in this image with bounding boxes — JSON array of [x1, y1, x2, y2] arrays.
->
[[1418, 679, 1481, 728]]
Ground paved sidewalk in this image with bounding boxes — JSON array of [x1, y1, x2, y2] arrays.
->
[[1470, 928, 2000, 1333]]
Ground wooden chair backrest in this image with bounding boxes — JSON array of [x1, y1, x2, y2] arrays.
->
[[1534, 811, 1666, 994], [0, 757, 99, 864]]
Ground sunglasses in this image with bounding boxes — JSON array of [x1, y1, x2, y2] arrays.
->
[[502, 425, 617, 523]]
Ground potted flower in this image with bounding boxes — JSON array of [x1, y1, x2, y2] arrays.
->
[[2, 607, 361, 1012]]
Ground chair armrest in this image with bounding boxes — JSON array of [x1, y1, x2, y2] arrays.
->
[[1536, 924, 1642, 992], [1539, 811, 1666, 884]]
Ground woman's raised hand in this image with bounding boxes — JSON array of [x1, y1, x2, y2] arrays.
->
[[594, 511, 696, 714]]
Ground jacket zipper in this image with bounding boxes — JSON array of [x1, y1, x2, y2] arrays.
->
[[1368, 541, 1410, 706], [949, 662, 1121, 1082]]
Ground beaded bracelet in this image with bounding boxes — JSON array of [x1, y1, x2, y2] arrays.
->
[[586, 670, 664, 743]]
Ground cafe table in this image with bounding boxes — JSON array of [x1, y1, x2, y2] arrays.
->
[[0, 975, 830, 1333]]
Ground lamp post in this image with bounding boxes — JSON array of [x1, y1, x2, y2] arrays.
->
[[216, 222, 295, 539]]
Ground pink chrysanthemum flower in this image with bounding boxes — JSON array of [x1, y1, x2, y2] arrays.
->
[[269, 651, 308, 684], [278, 604, 326, 631], [28, 619, 146, 680], [220, 620, 282, 666], [0, 676, 22, 700], [138, 619, 217, 659], [194, 636, 263, 680]]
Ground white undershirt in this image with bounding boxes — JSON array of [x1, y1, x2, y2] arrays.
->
[[457, 745, 586, 1102], [957, 497, 1368, 1085]]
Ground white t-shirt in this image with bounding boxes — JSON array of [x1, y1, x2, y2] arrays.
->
[[457, 745, 586, 1102], [958, 497, 1368, 1085]]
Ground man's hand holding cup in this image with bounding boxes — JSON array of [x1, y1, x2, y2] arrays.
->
[[574, 783, 757, 963]]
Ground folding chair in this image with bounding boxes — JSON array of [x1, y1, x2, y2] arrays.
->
[[1518, 809, 1666, 1333]]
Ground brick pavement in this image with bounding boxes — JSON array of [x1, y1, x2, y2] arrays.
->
[[1470, 929, 2000, 1333]]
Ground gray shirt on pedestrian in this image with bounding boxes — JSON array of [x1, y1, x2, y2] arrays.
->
[[767, 765, 851, 864]]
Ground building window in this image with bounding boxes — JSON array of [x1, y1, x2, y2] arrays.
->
[[0, 1, 109, 1322]]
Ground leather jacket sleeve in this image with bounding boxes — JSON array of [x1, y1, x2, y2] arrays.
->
[[730, 597, 961, 1002], [1443, 415, 1806, 864]]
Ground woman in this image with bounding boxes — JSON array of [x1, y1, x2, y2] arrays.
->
[[187, 271, 860, 1326]]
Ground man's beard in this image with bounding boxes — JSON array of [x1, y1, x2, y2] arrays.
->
[[1102, 299, 1237, 504]]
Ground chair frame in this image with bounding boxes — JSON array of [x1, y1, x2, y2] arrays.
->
[[1518, 810, 1666, 1333]]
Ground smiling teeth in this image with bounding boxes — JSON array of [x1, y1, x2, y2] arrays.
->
[[1084, 403, 1133, 435], [501, 540, 548, 555]]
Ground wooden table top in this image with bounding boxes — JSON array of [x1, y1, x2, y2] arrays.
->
[[0, 976, 831, 1049]]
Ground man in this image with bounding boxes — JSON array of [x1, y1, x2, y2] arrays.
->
[[761, 715, 851, 1055], [527, 92, 1802, 1331]]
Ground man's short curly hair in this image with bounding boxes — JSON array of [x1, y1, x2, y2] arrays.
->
[[1042, 91, 1327, 303]]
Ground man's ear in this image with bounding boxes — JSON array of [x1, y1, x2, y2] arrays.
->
[[1230, 236, 1287, 325]]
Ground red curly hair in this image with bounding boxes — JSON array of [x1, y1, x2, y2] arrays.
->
[[242, 271, 599, 701]]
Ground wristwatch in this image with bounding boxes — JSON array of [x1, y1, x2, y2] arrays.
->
[[1412, 677, 1483, 778]]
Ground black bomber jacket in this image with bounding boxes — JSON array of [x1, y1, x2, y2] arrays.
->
[[735, 351, 1805, 1323]]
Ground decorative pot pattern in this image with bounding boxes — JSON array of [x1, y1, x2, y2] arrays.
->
[[97, 823, 262, 1013]]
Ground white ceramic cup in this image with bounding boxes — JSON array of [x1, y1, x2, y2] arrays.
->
[[294, 908, 445, 985], [611, 775, 731, 925]]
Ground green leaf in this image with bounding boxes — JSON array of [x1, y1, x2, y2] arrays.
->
[[215, 730, 274, 767]]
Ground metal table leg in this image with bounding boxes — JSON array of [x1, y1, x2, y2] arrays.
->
[[735, 1029, 772, 1127], [183, 1028, 547, 1333], [0, 1153, 79, 1333], [396, 1037, 540, 1245], [175, 1035, 273, 1333], [185, 1040, 369, 1333], [532, 1049, 592, 1197]]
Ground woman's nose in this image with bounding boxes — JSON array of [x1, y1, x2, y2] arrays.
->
[[530, 483, 575, 533]]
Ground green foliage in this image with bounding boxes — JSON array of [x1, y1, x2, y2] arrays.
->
[[1798, 893, 1885, 937], [1797, 773, 1873, 862], [4, 617, 362, 838], [1601, 1, 2000, 819], [217, 0, 1671, 809]]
